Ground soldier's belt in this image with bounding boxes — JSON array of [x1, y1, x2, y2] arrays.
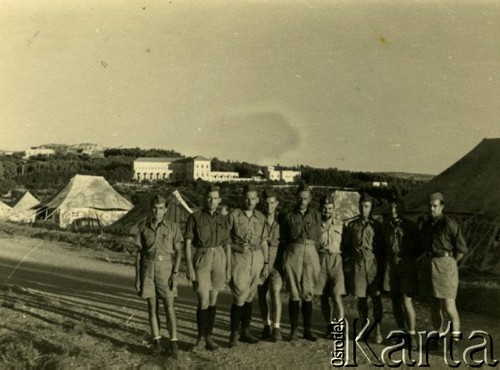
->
[[290, 238, 317, 246], [431, 250, 453, 258], [194, 245, 224, 249], [143, 254, 172, 261]]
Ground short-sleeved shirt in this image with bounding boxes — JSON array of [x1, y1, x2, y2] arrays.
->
[[228, 208, 266, 247], [135, 217, 183, 255], [421, 215, 468, 255], [281, 207, 322, 244], [184, 210, 229, 248], [319, 217, 344, 254], [381, 218, 422, 259], [342, 217, 382, 259], [264, 213, 280, 249]]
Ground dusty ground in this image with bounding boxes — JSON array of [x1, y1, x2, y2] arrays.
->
[[0, 234, 499, 369]]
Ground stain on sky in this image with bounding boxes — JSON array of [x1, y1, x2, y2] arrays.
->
[[198, 112, 300, 163]]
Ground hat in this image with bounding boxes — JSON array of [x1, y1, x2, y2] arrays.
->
[[296, 182, 311, 194], [319, 194, 334, 206], [359, 192, 374, 204], [150, 193, 167, 206], [262, 187, 277, 199], [429, 192, 444, 202], [243, 183, 258, 194], [205, 184, 220, 195]]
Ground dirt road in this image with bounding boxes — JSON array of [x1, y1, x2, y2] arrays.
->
[[1, 235, 498, 368]]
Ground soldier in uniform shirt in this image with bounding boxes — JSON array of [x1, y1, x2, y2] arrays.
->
[[185, 185, 231, 351], [419, 192, 468, 342], [135, 194, 183, 357], [317, 194, 346, 338], [257, 188, 284, 342], [281, 183, 322, 342], [227, 184, 269, 347], [381, 197, 422, 340], [342, 193, 384, 344]]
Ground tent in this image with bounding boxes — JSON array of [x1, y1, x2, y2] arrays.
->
[[36, 174, 133, 229], [402, 138, 500, 275], [107, 190, 194, 235], [0, 199, 12, 220], [9, 191, 40, 223]]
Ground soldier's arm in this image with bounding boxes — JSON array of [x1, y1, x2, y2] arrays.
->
[[340, 223, 352, 261], [172, 226, 183, 276], [449, 219, 468, 262], [134, 231, 142, 291], [184, 214, 196, 279]]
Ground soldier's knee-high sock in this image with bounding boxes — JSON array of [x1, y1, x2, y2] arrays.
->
[[373, 296, 383, 323], [320, 294, 331, 323], [241, 302, 253, 329], [302, 300, 313, 329], [289, 300, 300, 331], [197, 308, 208, 338], [357, 298, 369, 325], [230, 304, 243, 333], [207, 306, 217, 335]]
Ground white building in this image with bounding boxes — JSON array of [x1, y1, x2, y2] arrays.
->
[[264, 166, 301, 183], [210, 171, 240, 182], [23, 147, 55, 159], [171, 156, 212, 181], [133, 157, 179, 181]]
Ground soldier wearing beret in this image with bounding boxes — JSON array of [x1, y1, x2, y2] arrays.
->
[[281, 183, 322, 341], [342, 192, 384, 343], [419, 192, 467, 342], [135, 194, 183, 357], [257, 188, 284, 342], [227, 184, 269, 347], [185, 185, 230, 351], [317, 194, 346, 338], [381, 197, 422, 340]]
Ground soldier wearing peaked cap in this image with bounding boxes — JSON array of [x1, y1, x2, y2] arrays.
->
[[419, 192, 468, 343], [341, 192, 384, 344], [257, 187, 284, 342], [184, 185, 230, 351], [281, 183, 322, 342], [135, 194, 183, 357], [227, 184, 269, 347], [317, 194, 347, 338]]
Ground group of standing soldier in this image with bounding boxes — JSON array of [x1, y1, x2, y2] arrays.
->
[[134, 184, 467, 357]]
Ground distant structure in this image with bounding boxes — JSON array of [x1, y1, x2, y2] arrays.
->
[[133, 157, 179, 181], [171, 156, 212, 181], [372, 181, 388, 187], [23, 146, 55, 159], [67, 143, 104, 158], [263, 165, 301, 183]]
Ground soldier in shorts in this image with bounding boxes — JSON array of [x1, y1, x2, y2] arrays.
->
[[227, 184, 269, 347], [317, 195, 346, 338], [135, 194, 183, 357], [281, 183, 322, 342], [420, 192, 467, 343], [257, 188, 284, 342], [381, 197, 422, 341], [185, 185, 231, 351], [342, 193, 384, 344]]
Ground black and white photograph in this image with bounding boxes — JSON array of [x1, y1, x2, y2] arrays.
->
[[1, 0, 499, 368]]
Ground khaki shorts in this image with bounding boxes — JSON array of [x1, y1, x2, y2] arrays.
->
[[318, 253, 346, 297], [193, 246, 226, 292], [419, 256, 458, 299], [345, 253, 381, 298], [140, 257, 177, 301], [383, 257, 418, 297], [284, 243, 321, 301], [230, 248, 264, 305]]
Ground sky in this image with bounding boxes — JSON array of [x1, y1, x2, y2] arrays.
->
[[1, 0, 500, 174]]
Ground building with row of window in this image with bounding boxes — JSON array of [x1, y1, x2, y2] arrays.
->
[[133, 157, 302, 184]]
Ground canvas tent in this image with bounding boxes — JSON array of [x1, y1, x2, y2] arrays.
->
[[9, 191, 40, 223], [107, 190, 194, 235], [402, 138, 500, 276], [0, 199, 12, 220], [36, 174, 133, 229], [332, 190, 361, 223]]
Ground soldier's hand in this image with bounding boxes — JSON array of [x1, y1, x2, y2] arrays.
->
[[168, 274, 177, 290], [186, 266, 196, 282], [134, 279, 141, 294], [260, 264, 269, 280], [226, 265, 232, 284]]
